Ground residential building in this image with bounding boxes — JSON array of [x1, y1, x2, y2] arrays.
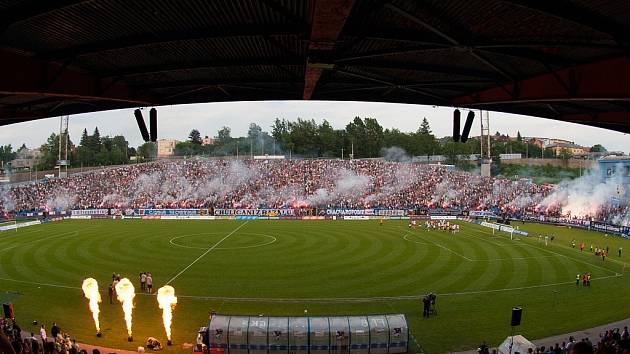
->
[[202, 136, 216, 146], [546, 142, 589, 157], [157, 139, 178, 157]]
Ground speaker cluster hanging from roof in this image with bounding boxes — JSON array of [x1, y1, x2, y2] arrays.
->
[[134, 108, 157, 142], [453, 109, 474, 143]]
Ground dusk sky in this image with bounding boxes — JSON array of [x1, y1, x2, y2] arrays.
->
[[1, 101, 628, 153]]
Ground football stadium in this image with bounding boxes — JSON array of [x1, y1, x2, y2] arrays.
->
[[2, 1, 630, 354]]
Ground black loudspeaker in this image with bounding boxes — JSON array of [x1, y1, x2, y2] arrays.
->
[[134, 109, 150, 142], [149, 108, 157, 142], [3, 303, 14, 319], [452, 109, 461, 142], [460, 111, 475, 143], [511, 307, 522, 326]]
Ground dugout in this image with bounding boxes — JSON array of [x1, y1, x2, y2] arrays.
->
[[206, 314, 408, 354]]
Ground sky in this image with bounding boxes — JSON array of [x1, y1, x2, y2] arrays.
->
[[0, 100, 629, 153]]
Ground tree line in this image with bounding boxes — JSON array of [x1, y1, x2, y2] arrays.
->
[[1, 117, 608, 172], [168, 117, 590, 167]]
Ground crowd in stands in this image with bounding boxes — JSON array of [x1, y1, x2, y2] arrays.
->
[[0, 318, 84, 354], [1, 159, 554, 212], [478, 326, 630, 354], [532, 326, 630, 354]]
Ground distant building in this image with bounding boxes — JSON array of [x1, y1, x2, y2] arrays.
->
[[546, 142, 589, 157], [202, 136, 216, 146], [10, 147, 41, 169], [523, 137, 546, 149], [157, 139, 178, 157], [523, 137, 578, 150]]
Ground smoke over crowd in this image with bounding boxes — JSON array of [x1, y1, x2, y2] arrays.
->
[[0, 158, 628, 225]]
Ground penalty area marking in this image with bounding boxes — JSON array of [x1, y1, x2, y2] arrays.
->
[[477, 229, 621, 276], [402, 233, 430, 245], [0, 226, 98, 253], [401, 226, 562, 262], [165, 221, 250, 285], [169, 232, 277, 250]]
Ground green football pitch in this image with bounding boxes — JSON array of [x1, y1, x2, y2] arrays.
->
[[0, 219, 629, 353]]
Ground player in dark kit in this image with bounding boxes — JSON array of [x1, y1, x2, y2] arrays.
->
[[422, 296, 430, 317]]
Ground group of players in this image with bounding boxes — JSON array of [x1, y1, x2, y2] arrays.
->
[[576, 272, 592, 287], [405, 219, 460, 234], [573, 240, 623, 260]]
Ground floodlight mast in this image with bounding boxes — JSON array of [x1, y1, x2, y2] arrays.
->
[[57, 115, 70, 178], [480, 110, 492, 177]]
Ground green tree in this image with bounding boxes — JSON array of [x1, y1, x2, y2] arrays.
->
[[516, 131, 522, 142], [0, 145, 16, 165], [271, 118, 293, 155], [363, 118, 384, 158], [419, 117, 432, 135], [415, 118, 438, 155], [37, 133, 73, 169], [80, 128, 89, 147], [188, 129, 202, 145], [318, 120, 337, 156], [216, 127, 232, 145], [591, 144, 607, 153], [288, 119, 318, 156], [137, 142, 157, 160], [90, 127, 101, 152], [345, 117, 367, 158], [247, 123, 263, 141], [174, 141, 199, 156]]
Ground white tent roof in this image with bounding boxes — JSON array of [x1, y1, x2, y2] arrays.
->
[[498, 335, 536, 354]]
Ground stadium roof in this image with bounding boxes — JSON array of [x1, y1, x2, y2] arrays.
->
[[2, 0, 630, 132]]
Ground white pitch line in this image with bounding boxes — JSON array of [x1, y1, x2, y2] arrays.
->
[[0, 274, 622, 303], [169, 232, 276, 250], [406, 231, 474, 261], [0, 276, 81, 290], [0, 228, 89, 253], [165, 221, 250, 285]]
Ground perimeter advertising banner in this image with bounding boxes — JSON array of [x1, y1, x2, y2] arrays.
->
[[71, 209, 108, 216], [469, 210, 498, 218], [214, 209, 295, 216], [376, 209, 407, 216], [325, 209, 407, 216], [139, 209, 210, 216], [591, 221, 630, 237]]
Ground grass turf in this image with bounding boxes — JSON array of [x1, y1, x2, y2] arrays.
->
[[0, 219, 629, 354]]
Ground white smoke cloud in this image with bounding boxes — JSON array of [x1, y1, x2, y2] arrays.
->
[[45, 191, 77, 211], [538, 165, 628, 222], [381, 146, 411, 162], [334, 168, 370, 197]]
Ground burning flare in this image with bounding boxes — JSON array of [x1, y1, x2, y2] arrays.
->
[[81, 278, 101, 333], [157, 285, 178, 342], [115, 278, 136, 338]]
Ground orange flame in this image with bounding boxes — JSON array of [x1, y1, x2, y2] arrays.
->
[[157, 285, 177, 341], [81, 278, 101, 332], [115, 278, 135, 337]]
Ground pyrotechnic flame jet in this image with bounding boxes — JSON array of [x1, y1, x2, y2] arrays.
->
[[115, 278, 136, 341], [157, 285, 178, 345], [81, 278, 102, 336]]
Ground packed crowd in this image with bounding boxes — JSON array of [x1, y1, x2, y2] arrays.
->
[[534, 327, 630, 354], [1, 159, 557, 212]]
